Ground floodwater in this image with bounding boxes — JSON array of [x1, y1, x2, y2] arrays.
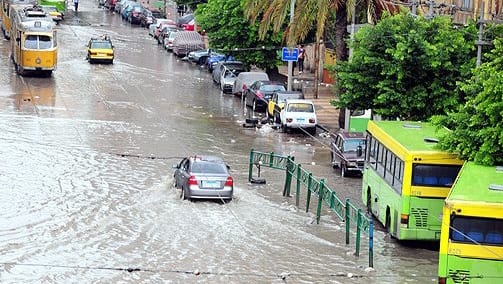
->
[[0, 3, 439, 283]]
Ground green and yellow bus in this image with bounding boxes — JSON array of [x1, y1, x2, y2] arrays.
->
[[362, 121, 464, 240], [438, 162, 503, 284]]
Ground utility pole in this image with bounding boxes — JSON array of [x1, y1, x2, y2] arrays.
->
[[476, 2, 488, 67], [287, 0, 296, 91], [411, 0, 417, 16]]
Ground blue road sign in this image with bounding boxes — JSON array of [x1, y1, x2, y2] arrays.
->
[[282, 47, 299, 62]]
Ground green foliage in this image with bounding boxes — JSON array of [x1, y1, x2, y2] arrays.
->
[[331, 12, 477, 120], [432, 37, 503, 166], [195, 0, 282, 70]]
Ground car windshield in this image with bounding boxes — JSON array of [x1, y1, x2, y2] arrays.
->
[[191, 161, 227, 174], [287, 103, 314, 112], [91, 41, 112, 49], [343, 139, 366, 153], [260, 85, 285, 92]]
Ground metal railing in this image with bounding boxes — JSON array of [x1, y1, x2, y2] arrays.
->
[[248, 149, 374, 267]]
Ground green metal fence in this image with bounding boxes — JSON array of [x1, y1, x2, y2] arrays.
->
[[249, 149, 374, 268]]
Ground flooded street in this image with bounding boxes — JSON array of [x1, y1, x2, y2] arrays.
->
[[0, 3, 438, 283]]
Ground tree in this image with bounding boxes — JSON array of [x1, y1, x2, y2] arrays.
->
[[432, 37, 503, 166], [243, 0, 397, 97], [194, 0, 283, 73], [332, 13, 477, 120]]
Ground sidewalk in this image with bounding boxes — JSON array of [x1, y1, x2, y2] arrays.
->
[[277, 65, 341, 133]]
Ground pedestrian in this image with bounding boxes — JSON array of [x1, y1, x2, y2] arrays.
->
[[297, 44, 306, 75], [74, 0, 79, 13]]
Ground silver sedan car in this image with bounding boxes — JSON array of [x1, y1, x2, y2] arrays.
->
[[173, 155, 233, 201]]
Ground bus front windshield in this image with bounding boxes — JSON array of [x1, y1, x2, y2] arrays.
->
[[24, 34, 52, 49]]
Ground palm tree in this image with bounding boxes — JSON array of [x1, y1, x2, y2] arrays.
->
[[244, 0, 340, 98], [244, 0, 396, 97]]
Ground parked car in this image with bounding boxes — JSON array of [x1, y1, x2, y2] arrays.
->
[[212, 61, 244, 84], [154, 20, 176, 39], [158, 25, 180, 45], [148, 18, 169, 37], [232, 72, 269, 97], [267, 91, 304, 122], [219, 64, 247, 93], [118, 0, 134, 16], [127, 5, 143, 24], [86, 36, 114, 64], [330, 132, 366, 177], [206, 53, 232, 72], [280, 99, 317, 135], [114, 0, 128, 13], [122, 2, 140, 21], [171, 31, 205, 58], [164, 31, 179, 51], [173, 155, 234, 201], [187, 48, 215, 65], [244, 80, 286, 111], [139, 9, 161, 27]]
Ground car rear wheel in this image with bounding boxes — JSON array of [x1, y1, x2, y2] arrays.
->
[[180, 187, 187, 200]]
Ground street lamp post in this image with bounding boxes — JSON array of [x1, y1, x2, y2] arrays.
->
[[287, 0, 296, 91]]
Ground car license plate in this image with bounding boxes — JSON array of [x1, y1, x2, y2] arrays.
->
[[99, 53, 106, 57], [202, 180, 220, 188], [297, 118, 305, 122]]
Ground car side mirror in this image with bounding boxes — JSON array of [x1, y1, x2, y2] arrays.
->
[[226, 164, 230, 170], [357, 146, 363, 157], [172, 164, 179, 169]]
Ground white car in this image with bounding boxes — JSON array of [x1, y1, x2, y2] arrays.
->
[[280, 99, 317, 135]]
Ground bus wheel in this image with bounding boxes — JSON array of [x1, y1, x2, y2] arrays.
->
[[385, 208, 391, 233], [366, 189, 371, 214]]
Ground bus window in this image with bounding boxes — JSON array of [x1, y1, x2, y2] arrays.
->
[[450, 216, 503, 245], [412, 164, 461, 187]]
